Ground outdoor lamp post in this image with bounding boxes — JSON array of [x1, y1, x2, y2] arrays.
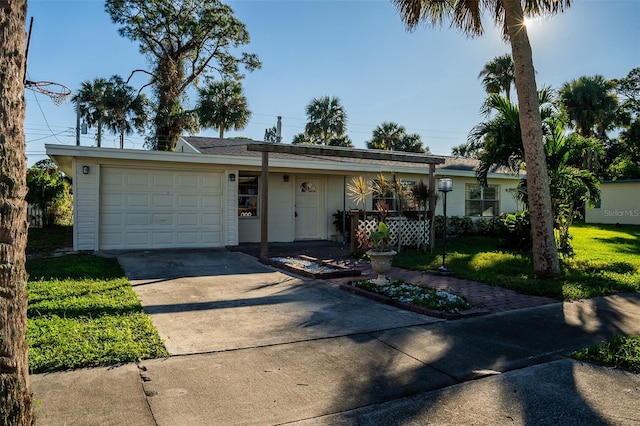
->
[[437, 178, 453, 272]]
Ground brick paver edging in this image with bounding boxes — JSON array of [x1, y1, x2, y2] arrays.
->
[[338, 282, 492, 320]]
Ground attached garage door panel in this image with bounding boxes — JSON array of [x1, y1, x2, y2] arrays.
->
[[100, 167, 224, 249]]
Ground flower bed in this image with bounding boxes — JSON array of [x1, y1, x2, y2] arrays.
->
[[341, 279, 489, 319], [268, 255, 361, 279]]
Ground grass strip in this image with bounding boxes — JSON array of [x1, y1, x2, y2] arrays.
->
[[573, 335, 640, 374], [27, 254, 168, 373]]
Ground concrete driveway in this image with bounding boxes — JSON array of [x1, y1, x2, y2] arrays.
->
[[116, 249, 440, 355]]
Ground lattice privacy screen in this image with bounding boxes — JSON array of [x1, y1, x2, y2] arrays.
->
[[358, 217, 430, 248]]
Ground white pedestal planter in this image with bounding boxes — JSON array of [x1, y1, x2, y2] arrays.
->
[[366, 250, 396, 285]]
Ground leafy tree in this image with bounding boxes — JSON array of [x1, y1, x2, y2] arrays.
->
[[197, 79, 251, 139], [26, 160, 70, 228], [392, 0, 568, 278], [72, 77, 110, 147], [544, 119, 601, 253], [103, 75, 148, 149], [106, 0, 261, 151], [366, 121, 427, 153], [294, 96, 351, 146], [457, 88, 556, 186], [460, 91, 600, 254], [478, 54, 515, 101], [0, 0, 35, 423]]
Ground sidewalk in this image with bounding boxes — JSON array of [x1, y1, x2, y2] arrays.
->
[[31, 291, 640, 425]]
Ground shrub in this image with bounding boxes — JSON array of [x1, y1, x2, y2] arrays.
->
[[502, 211, 532, 251]]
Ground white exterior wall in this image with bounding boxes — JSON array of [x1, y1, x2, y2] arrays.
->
[[432, 176, 521, 217], [73, 159, 99, 251], [586, 181, 640, 225], [238, 172, 295, 243], [226, 169, 239, 245]]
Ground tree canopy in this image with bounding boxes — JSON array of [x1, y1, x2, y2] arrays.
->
[[366, 122, 427, 153], [105, 0, 260, 151], [72, 75, 147, 148], [478, 54, 515, 101], [196, 79, 251, 139], [293, 96, 353, 147]]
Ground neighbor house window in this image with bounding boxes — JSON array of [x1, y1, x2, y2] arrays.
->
[[238, 174, 259, 217], [465, 184, 500, 217]]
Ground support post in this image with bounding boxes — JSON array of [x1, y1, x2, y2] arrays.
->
[[260, 151, 269, 261], [428, 164, 436, 253]]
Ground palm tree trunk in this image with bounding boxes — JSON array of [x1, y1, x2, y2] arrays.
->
[[504, 1, 560, 279], [219, 127, 224, 139], [0, 1, 35, 424]]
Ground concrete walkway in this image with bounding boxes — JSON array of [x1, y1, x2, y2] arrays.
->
[[30, 250, 640, 425]]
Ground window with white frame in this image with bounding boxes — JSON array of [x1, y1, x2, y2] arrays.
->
[[238, 174, 259, 217], [465, 184, 500, 217]]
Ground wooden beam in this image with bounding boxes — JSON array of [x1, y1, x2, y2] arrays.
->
[[247, 143, 445, 165]]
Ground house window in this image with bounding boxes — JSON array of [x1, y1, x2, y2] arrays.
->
[[299, 182, 317, 193], [238, 174, 259, 217], [372, 180, 416, 211], [465, 184, 500, 217]]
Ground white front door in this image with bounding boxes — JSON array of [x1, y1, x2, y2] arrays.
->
[[295, 178, 322, 240]]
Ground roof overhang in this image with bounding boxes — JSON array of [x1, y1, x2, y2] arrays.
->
[[46, 144, 448, 177]]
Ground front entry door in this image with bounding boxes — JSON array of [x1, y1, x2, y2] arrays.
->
[[295, 178, 322, 240]]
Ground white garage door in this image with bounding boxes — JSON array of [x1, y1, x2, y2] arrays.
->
[[100, 167, 224, 250]]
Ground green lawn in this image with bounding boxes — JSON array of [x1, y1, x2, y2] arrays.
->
[[393, 222, 640, 301], [27, 254, 168, 373]]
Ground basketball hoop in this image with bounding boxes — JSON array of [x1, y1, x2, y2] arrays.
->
[[25, 80, 72, 106]]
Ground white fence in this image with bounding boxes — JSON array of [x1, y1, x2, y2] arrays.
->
[[359, 216, 430, 249], [27, 204, 43, 228]]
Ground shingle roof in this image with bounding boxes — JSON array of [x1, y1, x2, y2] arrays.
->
[[181, 136, 513, 175]]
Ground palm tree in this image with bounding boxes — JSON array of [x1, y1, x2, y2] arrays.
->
[[103, 75, 147, 149], [72, 77, 110, 147], [304, 96, 347, 145], [559, 75, 618, 139], [559, 75, 618, 173], [463, 88, 556, 185], [0, 0, 35, 423], [392, 0, 570, 279], [197, 79, 251, 139], [367, 122, 426, 152], [478, 54, 515, 101]]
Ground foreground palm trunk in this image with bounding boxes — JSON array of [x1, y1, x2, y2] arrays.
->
[[0, 1, 35, 424], [504, 1, 560, 278]]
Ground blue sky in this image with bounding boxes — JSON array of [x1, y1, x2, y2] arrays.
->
[[25, 0, 640, 166]]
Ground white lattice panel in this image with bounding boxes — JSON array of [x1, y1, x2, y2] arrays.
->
[[358, 217, 430, 248]]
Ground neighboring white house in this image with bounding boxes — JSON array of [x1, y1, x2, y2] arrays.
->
[[46, 137, 523, 251], [586, 180, 640, 225]]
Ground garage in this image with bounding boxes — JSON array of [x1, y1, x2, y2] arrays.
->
[[99, 166, 225, 250]]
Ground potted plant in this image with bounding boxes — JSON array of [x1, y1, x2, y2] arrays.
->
[[366, 221, 396, 285]]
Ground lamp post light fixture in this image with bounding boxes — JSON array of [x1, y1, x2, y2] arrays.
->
[[437, 178, 453, 272]]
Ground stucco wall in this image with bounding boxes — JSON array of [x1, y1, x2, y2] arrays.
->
[[586, 181, 640, 225]]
